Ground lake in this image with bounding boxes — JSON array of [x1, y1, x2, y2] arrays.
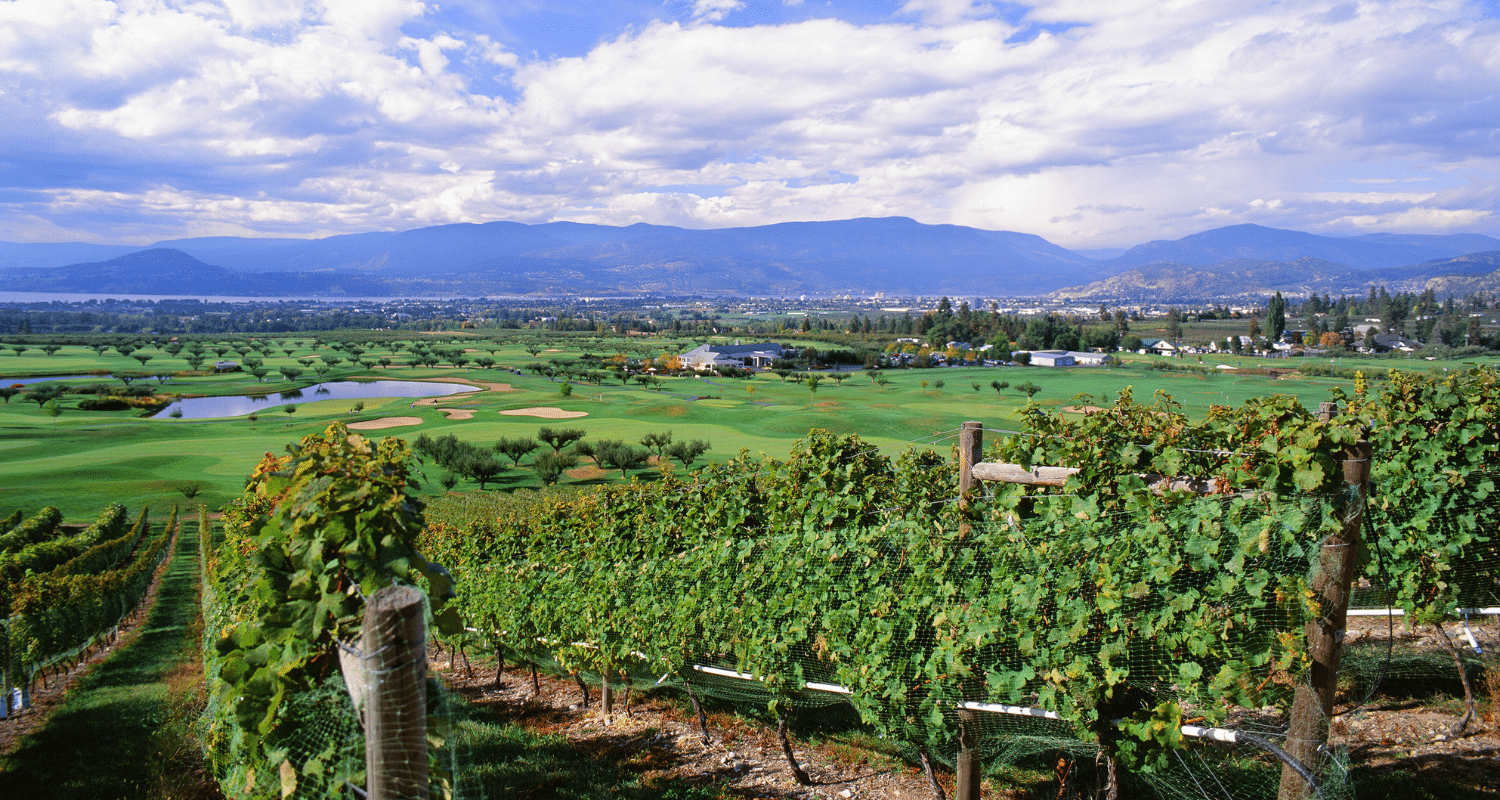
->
[[152, 380, 479, 419]]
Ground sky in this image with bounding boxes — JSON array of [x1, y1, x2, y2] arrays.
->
[[1, 0, 1498, 248]]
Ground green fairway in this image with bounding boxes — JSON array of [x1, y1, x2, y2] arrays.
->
[[0, 334, 1456, 518]]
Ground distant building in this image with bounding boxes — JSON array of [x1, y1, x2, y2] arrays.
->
[[1370, 333, 1422, 353], [213, 360, 239, 372], [1027, 350, 1076, 367], [681, 342, 785, 370]]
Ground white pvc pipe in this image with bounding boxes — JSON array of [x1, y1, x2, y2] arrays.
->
[[688, 666, 1242, 744], [1347, 607, 1500, 617]]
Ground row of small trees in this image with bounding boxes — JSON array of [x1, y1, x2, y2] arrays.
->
[[412, 426, 712, 489]]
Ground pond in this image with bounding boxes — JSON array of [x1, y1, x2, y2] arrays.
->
[[3, 375, 97, 387], [152, 380, 480, 419]]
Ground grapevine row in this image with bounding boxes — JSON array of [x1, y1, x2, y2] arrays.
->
[[0, 504, 131, 616], [0, 506, 64, 555], [3, 507, 175, 686]]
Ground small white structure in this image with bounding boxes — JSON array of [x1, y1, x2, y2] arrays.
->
[[1063, 351, 1108, 366], [1028, 350, 1076, 367], [680, 342, 785, 370], [213, 360, 239, 372]]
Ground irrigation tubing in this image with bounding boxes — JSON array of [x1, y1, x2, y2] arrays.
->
[[1230, 730, 1329, 800]]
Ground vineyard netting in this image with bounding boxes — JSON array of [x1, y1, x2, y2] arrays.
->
[[187, 365, 1498, 799]]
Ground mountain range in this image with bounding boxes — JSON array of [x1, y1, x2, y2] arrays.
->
[[2, 219, 1498, 301]]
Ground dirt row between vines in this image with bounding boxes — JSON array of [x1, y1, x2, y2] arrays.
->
[[429, 650, 955, 799]]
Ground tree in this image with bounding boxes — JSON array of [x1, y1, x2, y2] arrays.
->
[[538, 426, 585, 453], [495, 436, 538, 466], [43, 398, 61, 425], [1166, 307, 1184, 343], [1015, 381, 1042, 398], [559, 381, 573, 397], [1268, 292, 1289, 342], [573, 440, 602, 467], [640, 431, 673, 459], [321, 355, 344, 368], [185, 355, 206, 371], [280, 366, 304, 382], [251, 367, 270, 381], [461, 453, 507, 490], [664, 439, 711, 469], [598, 440, 649, 477], [26, 383, 63, 407], [1120, 334, 1144, 352], [40, 345, 61, 356], [806, 374, 822, 396], [0, 387, 17, 404], [533, 451, 577, 485], [8, 344, 29, 357]]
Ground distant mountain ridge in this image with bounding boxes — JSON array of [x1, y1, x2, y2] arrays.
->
[[3, 218, 1500, 300], [1097, 224, 1500, 271]]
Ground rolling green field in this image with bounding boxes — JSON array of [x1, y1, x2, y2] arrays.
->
[[0, 333, 1452, 518]]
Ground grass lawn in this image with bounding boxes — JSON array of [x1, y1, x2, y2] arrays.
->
[[5, 334, 1475, 519]]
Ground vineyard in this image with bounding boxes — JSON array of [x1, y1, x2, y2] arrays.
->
[[1, 501, 178, 710], [3, 365, 1498, 798], [409, 369, 1499, 799]]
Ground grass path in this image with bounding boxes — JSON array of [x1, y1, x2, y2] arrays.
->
[[0, 520, 218, 798]]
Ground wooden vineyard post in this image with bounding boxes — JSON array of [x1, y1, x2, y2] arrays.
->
[[956, 420, 983, 800], [958, 420, 982, 539], [1276, 437, 1372, 800], [364, 585, 429, 800]]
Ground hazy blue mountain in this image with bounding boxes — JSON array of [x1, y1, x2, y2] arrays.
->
[[1102, 224, 1500, 271], [0, 241, 140, 270], [5, 219, 1500, 298], [1054, 251, 1500, 302], [2, 217, 1100, 296], [7, 249, 243, 294]]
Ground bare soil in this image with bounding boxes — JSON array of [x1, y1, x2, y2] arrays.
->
[[429, 650, 955, 799]]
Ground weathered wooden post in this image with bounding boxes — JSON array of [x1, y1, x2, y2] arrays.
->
[[364, 585, 429, 800], [1277, 412, 1371, 800], [956, 420, 983, 800]]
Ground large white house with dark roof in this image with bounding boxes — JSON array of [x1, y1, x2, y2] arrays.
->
[[680, 342, 785, 370]]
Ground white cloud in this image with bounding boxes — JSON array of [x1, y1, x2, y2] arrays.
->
[[1, 0, 1499, 246], [690, 0, 744, 23]]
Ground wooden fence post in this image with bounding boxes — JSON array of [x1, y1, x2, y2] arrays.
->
[[364, 585, 429, 800], [956, 421, 983, 800], [1277, 436, 1372, 800]]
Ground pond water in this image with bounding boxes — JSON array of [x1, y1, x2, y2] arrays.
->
[[3, 375, 97, 387], [152, 380, 479, 419]]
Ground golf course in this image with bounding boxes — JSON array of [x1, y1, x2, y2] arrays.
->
[[0, 331, 1478, 518]]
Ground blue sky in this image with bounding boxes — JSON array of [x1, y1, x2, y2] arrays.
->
[[1, 0, 1497, 247]]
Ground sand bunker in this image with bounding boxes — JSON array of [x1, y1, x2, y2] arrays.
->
[[500, 407, 588, 419], [438, 408, 475, 420], [348, 416, 423, 430], [471, 382, 515, 392]]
